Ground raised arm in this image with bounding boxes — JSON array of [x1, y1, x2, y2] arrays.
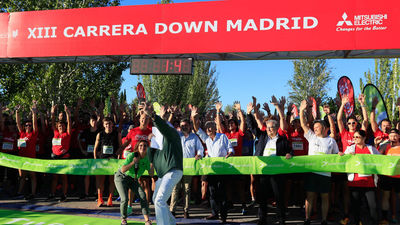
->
[[324, 105, 336, 138], [234, 101, 245, 132], [271, 96, 288, 131], [358, 94, 368, 131], [337, 95, 348, 134], [51, 104, 57, 131], [215, 102, 224, 133], [246, 102, 261, 137], [31, 101, 38, 133], [191, 105, 200, 132], [299, 100, 310, 134], [65, 104, 72, 135], [15, 106, 23, 133], [370, 96, 379, 133]]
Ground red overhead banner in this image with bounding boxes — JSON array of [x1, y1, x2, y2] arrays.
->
[[0, 13, 8, 58], [1, 0, 400, 59]]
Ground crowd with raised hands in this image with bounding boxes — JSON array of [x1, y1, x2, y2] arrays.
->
[[2, 93, 400, 225]]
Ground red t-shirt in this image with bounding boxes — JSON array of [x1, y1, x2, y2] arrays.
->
[[125, 127, 151, 150], [385, 145, 400, 178], [280, 128, 308, 156], [18, 131, 38, 158], [340, 130, 355, 153], [225, 129, 244, 156], [1, 130, 18, 153], [121, 136, 133, 159], [374, 129, 389, 141], [52, 130, 71, 158], [348, 145, 375, 188]]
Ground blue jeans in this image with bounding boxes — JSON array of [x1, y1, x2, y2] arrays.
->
[[153, 169, 183, 225]]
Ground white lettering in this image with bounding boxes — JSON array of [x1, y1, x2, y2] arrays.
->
[[227, 20, 242, 31], [43, 27, 51, 38], [87, 26, 98, 37], [155, 23, 168, 34], [123, 24, 135, 35], [276, 18, 290, 30], [36, 27, 43, 38], [63, 27, 74, 38], [99, 25, 110, 36], [50, 27, 57, 38], [303, 17, 318, 29], [243, 19, 258, 31], [260, 18, 274, 30], [291, 17, 301, 29], [112, 24, 121, 36], [74, 26, 85, 37], [136, 24, 148, 34], [28, 28, 36, 39], [169, 22, 182, 34], [205, 20, 217, 32], [184, 21, 203, 33]]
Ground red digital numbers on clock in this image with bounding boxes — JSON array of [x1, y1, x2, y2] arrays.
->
[[130, 58, 193, 75]]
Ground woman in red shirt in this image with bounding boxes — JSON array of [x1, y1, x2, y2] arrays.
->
[[16, 102, 38, 199], [339, 130, 380, 225], [48, 104, 72, 202]]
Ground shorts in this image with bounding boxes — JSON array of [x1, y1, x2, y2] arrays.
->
[[304, 173, 331, 193], [378, 175, 400, 192]]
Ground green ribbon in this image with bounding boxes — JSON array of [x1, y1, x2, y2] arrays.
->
[[1, 152, 400, 176]]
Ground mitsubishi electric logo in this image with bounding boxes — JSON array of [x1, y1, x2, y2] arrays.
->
[[336, 13, 353, 26], [336, 12, 388, 32]]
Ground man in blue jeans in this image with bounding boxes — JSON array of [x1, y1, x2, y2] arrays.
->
[[142, 103, 183, 225]]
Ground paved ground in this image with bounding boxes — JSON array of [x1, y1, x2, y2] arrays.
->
[[0, 195, 313, 225]]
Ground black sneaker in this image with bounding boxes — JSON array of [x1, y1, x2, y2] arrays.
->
[[79, 194, 87, 200], [304, 219, 311, 225], [25, 194, 35, 200], [321, 220, 328, 225], [247, 200, 257, 208], [59, 195, 67, 202], [47, 194, 55, 200]]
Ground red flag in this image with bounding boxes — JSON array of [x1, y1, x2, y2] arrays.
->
[[337, 76, 355, 118]]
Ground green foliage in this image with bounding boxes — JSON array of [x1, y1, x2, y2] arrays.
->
[[0, 0, 128, 112], [287, 59, 332, 105], [140, 61, 219, 114], [359, 58, 399, 120]]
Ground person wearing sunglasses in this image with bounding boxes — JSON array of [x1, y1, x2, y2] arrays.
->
[[15, 102, 39, 200], [337, 94, 368, 224], [339, 130, 380, 225]]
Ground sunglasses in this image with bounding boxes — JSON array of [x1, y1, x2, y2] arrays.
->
[[25, 124, 32, 127], [353, 136, 362, 139], [347, 122, 356, 125]]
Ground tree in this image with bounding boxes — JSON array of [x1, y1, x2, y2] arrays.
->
[[140, 61, 219, 113], [0, 0, 128, 112], [359, 58, 399, 120], [287, 59, 332, 105]]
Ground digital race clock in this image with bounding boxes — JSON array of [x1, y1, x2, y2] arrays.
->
[[130, 58, 193, 75]]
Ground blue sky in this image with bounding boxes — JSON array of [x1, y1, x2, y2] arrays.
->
[[119, 0, 376, 110]]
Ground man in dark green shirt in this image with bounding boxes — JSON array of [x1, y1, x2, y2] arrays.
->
[[143, 103, 183, 225]]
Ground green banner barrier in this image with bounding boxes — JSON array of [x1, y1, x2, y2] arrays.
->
[[0, 209, 145, 225], [1, 152, 400, 176]]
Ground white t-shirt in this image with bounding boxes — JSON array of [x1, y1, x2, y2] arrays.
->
[[263, 136, 278, 156], [304, 129, 339, 177]]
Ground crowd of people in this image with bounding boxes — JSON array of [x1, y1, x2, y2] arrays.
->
[[0, 94, 400, 225]]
